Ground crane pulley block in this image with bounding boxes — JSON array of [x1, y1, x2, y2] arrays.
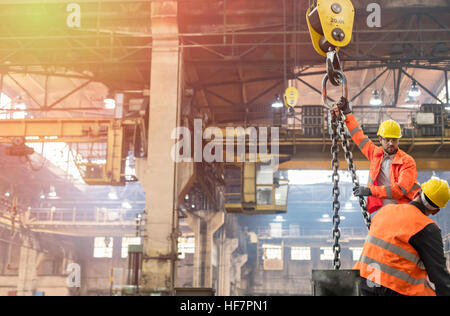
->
[[284, 87, 299, 108], [306, 0, 355, 57]]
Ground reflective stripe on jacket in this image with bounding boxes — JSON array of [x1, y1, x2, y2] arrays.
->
[[344, 114, 420, 213], [353, 203, 436, 296]]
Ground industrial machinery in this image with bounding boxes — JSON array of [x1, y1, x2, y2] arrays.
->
[[224, 162, 289, 214], [0, 118, 147, 186], [122, 244, 143, 296], [417, 104, 450, 137], [307, 0, 354, 88], [306, 0, 355, 57]]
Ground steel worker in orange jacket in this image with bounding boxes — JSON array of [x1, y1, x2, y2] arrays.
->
[[333, 97, 421, 213], [354, 177, 450, 296]]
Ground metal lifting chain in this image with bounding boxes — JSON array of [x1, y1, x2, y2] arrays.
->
[[336, 112, 372, 230], [323, 59, 371, 270], [330, 115, 342, 270]]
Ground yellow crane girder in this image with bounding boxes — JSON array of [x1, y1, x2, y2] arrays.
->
[[0, 118, 145, 186]]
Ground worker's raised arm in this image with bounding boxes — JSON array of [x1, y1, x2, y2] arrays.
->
[[344, 114, 377, 161], [333, 97, 377, 161]]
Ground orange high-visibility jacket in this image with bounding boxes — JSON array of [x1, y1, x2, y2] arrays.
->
[[354, 203, 437, 296], [344, 114, 420, 213]]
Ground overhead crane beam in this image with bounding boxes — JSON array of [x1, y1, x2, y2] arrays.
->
[[0, 118, 146, 185], [0, 118, 120, 139], [278, 152, 450, 171], [211, 127, 450, 171]]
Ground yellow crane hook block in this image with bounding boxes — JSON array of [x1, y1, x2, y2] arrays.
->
[[306, 0, 355, 57], [284, 87, 299, 108]]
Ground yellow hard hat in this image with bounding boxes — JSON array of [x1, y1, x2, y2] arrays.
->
[[377, 120, 402, 138], [421, 178, 450, 208]]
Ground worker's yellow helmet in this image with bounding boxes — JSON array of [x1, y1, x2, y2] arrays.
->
[[377, 120, 402, 138], [421, 178, 450, 209]]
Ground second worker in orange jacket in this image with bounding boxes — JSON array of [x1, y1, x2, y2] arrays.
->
[[334, 97, 421, 214]]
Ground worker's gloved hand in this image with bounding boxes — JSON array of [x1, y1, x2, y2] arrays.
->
[[336, 96, 352, 115], [353, 186, 372, 197]]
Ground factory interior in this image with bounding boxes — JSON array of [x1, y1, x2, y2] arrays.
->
[[0, 0, 449, 297]]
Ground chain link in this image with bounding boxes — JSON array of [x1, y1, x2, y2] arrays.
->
[[329, 107, 373, 270], [330, 115, 341, 270], [326, 50, 343, 87], [336, 111, 372, 230], [325, 65, 372, 269]]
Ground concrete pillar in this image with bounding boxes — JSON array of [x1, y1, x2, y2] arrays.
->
[[136, 0, 181, 295], [185, 214, 201, 287], [16, 238, 37, 296], [186, 211, 224, 289], [230, 253, 248, 296], [218, 238, 239, 296]]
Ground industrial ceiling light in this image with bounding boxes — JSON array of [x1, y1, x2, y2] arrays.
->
[[108, 188, 118, 200], [104, 98, 116, 109], [122, 201, 132, 209], [271, 94, 284, 108], [104, 92, 116, 109], [274, 215, 285, 222], [369, 89, 382, 106], [318, 214, 331, 223], [408, 80, 422, 98], [404, 95, 417, 104], [48, 186, 57, 199]]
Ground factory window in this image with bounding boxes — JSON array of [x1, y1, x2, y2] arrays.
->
[[121, 237, 142, 258], [269, 222, 282, 238], [38, 260, 58, 275], [320, 247, 334, 261], [289, 224, 300, 237], [178, 236, 195, 259], [288, 170, 369, 185], [350, 247, 363, 261], [291, 247, 311, 260], [93, 237, 113, 258], [26, 142, 82, 180], [256, 187, 272, 205], [0, 93, 28, 120], [262, 244, 282, 260], [0, 93, 12, 119], [256, 163, 273, 205], [274, 183, 288, 206]]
